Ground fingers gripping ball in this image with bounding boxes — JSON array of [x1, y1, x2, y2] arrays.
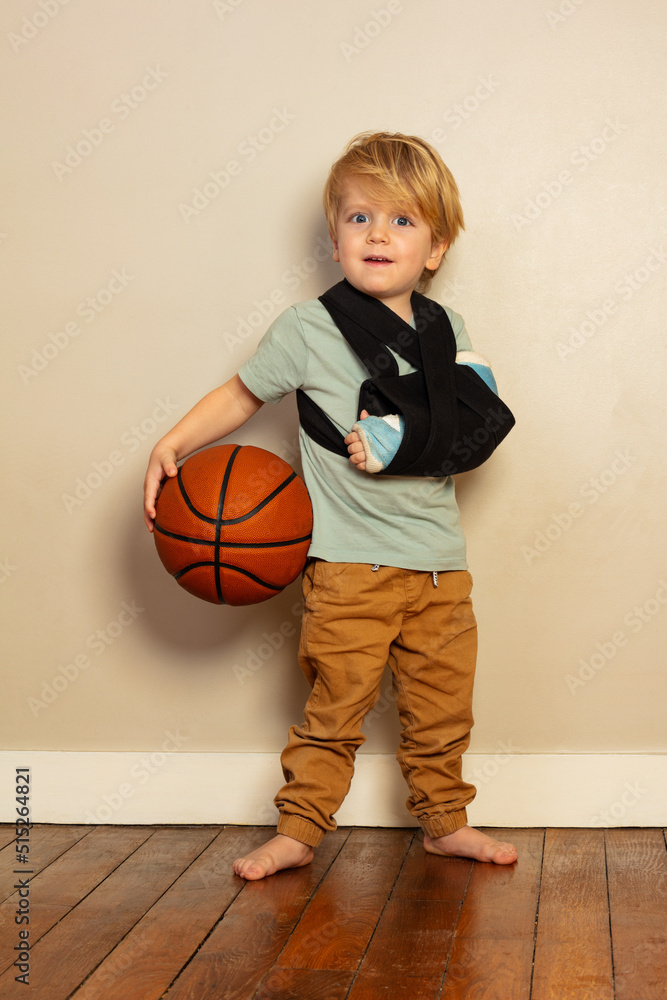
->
[[153, 445, 313, 605]]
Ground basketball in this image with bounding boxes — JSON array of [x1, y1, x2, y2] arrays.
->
[[153, 444, 313, 606]]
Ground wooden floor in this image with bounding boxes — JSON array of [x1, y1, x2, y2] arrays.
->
[[0, 825, 665, 999]]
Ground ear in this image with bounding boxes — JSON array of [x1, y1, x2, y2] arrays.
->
[[425, 239, 448, 272], [330, 234, 340, 263]]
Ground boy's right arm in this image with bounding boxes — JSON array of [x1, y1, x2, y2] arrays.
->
[[143, 373, 264, 531]]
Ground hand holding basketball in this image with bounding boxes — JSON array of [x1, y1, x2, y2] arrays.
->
[[143, 446, 178, 530]]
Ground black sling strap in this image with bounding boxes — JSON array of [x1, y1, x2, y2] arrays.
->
[[296, 280, 515, 477]]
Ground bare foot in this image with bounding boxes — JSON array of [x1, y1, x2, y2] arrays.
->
[[424, 825, 518, 865], [232, 834, 314, 880]]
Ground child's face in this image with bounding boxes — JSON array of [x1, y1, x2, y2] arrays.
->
[[331, 176, 447, 320]]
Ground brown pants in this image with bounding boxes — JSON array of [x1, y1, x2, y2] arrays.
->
[[275, 560, 478, 847]]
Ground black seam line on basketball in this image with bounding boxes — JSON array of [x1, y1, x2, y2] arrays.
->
[[217, 471, 299, 525], [175, 467, 217, 525], [215, 445, 243, 602], [163, 469, 300, 529], [174, 561, 284, 591], [153, 525, 312, 548]]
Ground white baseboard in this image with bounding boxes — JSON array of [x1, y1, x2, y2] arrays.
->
[[1, 751, 665, 827]]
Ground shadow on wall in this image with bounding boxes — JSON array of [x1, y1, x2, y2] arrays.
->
[[121, 477, 307, 662]]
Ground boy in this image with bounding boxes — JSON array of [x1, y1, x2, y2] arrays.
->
[[144, 132, 518, 878]]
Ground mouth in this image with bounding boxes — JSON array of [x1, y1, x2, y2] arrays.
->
[[364, 255, 392, 264]]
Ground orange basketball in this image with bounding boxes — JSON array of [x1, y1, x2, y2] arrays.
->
[[154, 444, 313, 605]]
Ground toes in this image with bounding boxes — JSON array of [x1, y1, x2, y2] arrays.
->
[[494, 844, 518, 862], [234, 864, 254, 880], [237, 867, 256, 880], [233, 854, 270, 880], [233, 857, 255, 878]]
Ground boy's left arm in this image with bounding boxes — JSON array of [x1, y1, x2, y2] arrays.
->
[[344, 308, 498, 472]]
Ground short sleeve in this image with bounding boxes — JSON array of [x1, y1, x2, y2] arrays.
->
[[444, 305, 474, 353], [237, 306, 309, 404]]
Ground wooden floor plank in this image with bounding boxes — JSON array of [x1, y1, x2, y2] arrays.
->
[[70, 827, 270, 1000], [450, 829, 543, 939], [606, 828, 667, 1000], [275, 828, 415, 972], [0, 823, 662, 999], [0, 826, 154, 975], [531, 829, 614, 1000], [444, 940, 537, 1000], [0, 825, 91, 902], [0, 827, 212, 1000], [347, 898, 459, 1000], [162, 828, 350, 1000], [0, 828, 20, 851], [349, 971, 444, 1000], [440, 829, 543, 1000], [254, 968, 354, 1000], [391, 832, 472, 902]]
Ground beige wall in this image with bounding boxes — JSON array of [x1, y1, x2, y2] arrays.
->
[[3, 0, 666, 780]]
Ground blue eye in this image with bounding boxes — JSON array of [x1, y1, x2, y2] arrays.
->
[[394, 216, 411, 226], [351, 213, 369, 223]]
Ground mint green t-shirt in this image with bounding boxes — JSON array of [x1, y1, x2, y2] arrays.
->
[[238, 297, 473, 571]]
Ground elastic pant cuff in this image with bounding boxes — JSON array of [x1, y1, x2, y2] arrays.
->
[[277, 814, 326, 847], [421, 808, 468, 839]]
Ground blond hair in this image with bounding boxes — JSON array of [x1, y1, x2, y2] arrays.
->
[[323, 131, 464, 287]]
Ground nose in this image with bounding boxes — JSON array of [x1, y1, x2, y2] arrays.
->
[[368, 218, 389, 242]]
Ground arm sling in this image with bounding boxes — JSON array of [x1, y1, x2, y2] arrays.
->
[[296, 280, 515, 477]]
